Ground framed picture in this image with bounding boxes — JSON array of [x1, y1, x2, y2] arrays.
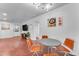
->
[[1, 23, 10, 30], [14, 26, 20, 32], [48, 17, 56, 27], [58, 16, 63, 26]]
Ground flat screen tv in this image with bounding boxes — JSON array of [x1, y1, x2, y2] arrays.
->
[[22, 24, 28, 31]]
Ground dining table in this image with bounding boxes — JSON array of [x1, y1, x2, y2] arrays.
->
[[36, 38, 61, 53]]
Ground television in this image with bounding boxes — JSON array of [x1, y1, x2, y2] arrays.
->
[[22, 24, 28, 31]]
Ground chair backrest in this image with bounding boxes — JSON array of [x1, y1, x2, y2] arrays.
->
[[26, 38, 33, 49], [42, 35, 48, 39], [21, 33, 26, 39], [63, 38, 74, 50]]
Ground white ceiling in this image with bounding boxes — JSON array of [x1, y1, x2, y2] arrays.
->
[[0, 3, 68, 24]]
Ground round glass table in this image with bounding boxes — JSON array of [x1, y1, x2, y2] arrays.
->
[[36, 38, 61, 47], [36, 38, 61, 54]]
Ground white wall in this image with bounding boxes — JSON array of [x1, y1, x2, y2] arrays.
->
[[0, 21, 21, 38], [23, 4, 79, 52], [28, 22, 40, 40]]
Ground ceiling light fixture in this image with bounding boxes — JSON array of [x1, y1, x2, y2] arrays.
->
[[2, 13, 7, 16], [33, 3, 54, 11]]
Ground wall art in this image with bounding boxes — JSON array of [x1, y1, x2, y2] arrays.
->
[[1, 23, 10, 30], [48, 17, 56, 27]]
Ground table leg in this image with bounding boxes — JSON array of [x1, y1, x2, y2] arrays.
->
[[48, 47, 51, 54], [48, 47, 49, 54]]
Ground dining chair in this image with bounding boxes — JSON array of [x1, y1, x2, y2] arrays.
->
[[21, 33, 26, 39], [56, 38, 74, 56], [31, 45, 42, 56], [26, 38, 42, 56], [26, 38, 33, 49], [42, 35, 48, 39]]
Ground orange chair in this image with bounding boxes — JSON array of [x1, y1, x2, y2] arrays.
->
[[42, 35, 48, 39], [26, 38, 33, 49], [63, 38, 74, 50], [56, 38, 74, 55], [31, 45, 42, 56], [21, 33, 26, 39], [26, 38, 42, 56]]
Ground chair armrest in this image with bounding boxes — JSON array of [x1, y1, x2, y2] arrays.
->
[[61, 44, 72, 52]]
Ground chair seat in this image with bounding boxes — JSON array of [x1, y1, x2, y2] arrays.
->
[[56, 45, 70, 52], [31, 45, 41, 52]]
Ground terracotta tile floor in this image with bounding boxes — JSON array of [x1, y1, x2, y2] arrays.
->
[[0, 36, 33, 56]]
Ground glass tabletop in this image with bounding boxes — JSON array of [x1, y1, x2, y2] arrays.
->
[[36, 38, 61, 47]]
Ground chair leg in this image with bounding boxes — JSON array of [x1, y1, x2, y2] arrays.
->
[[32, 52, 39, 56]]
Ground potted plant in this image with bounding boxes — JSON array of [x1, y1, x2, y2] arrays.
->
[[25, 32, 30, 39]]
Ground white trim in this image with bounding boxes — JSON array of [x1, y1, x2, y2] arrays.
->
[[61, 44, 72, 52]]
